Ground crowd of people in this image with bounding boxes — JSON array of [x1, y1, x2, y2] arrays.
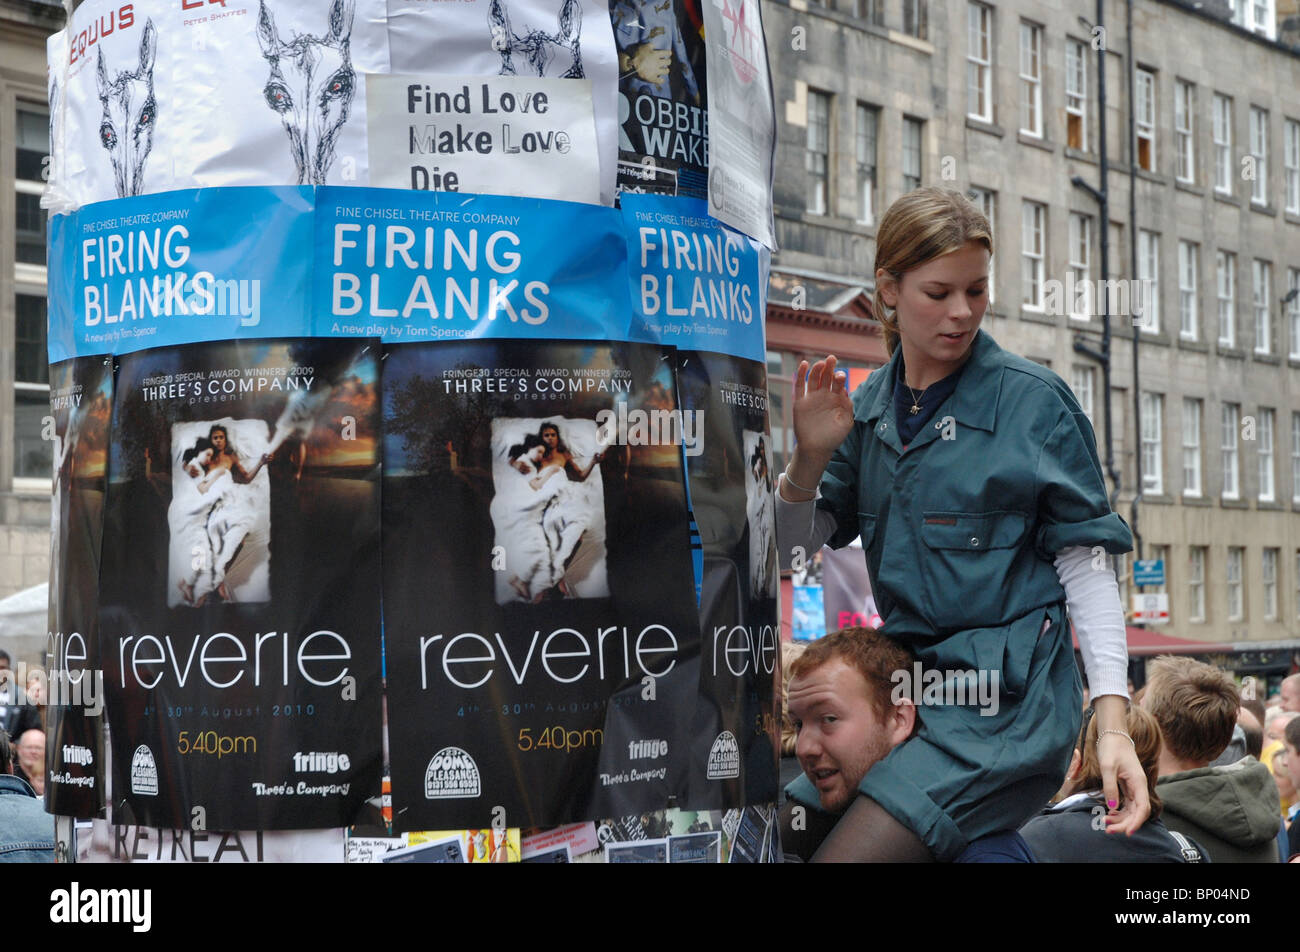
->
[[0, 649, 53, 862], [3, 627, 1299, 864], [779, 630, 1300, 863]]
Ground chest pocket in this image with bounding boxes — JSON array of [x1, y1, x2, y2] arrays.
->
[[919, 510, 1029, 629], [921, 511, 1027, 551]]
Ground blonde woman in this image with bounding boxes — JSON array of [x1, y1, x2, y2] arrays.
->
[[776, 187, 1147, 861]]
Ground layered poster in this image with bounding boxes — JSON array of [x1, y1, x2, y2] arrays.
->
[[45, 356, 113, 817], [383, 339, 701, 829], [701, 0, 775, 247], [620, 193, 777, 808], [98, 338, 382, 829], [610, 0, 708, 197], [675, 350, 778, 807], [51, 0, 390, 207]]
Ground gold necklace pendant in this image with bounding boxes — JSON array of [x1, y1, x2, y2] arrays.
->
[[910, 403, 921, 415]]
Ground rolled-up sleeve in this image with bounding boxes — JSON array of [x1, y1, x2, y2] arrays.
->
[[1033, 410, 1133, 559], [815, 421, 865, 551]]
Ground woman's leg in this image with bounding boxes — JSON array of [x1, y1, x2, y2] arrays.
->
[[808, 795, 935, 863]]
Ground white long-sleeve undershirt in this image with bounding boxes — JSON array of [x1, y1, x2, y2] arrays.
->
[[776, 479, 1130, 700]]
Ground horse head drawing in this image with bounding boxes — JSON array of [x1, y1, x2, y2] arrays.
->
[[488, 0, 584, 79], [96, 18, 157, 198], [256, 0, 356, 185]]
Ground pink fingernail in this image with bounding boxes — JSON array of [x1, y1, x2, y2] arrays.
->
[[1107, 799, 1116, 808]]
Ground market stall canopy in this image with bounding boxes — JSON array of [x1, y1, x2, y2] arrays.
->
[[0, 583, 48, 666]]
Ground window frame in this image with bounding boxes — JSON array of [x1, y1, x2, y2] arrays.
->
[[1182, 397, 1202, 498], [1222, 403, 1241, 501], [1253, 258, 1272, 355], [967, 3, 993, 123], [1178, 240, 1198, 341], [1175, 80, 1195, 183], [1258, 407, 1276, 503], [1141, 392, 1164, 495], [1068, 212, 1092, 321], [806, 89, 832, 216], [902, 116, 923, 192], [1227, 545, 1244, 622], [1249, 105, 1269, 207], [1135, 68, 1156, 172], [1188, 546, 1207, 623], [1137, 229, 1160, 334], [855, 102, 879, 225], [12, 100, 53, 494], [1217, 250, 1236, 348], [1213, 93, 1233, 195], [903, 0, 928, 40], [1021, 201, 1045, 311], [1263, 547, 1278, 620], [1019, 21, 1043, 138], [1065, 38, 1087, 151], [1285, 118, 1300, 215], [968, 186, 995, 306]]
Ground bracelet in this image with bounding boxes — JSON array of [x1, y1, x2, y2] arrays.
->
[[1096, 729, 1135, 750], [782, 466, 819, 496]]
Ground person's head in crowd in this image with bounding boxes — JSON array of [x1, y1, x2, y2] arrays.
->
[[780, 640, 808, 758], [1285, 718, 1300, 798], [1054, 703, 1165, 817], [16, 728, 44, 791], [1267, 710, 1299, 744], [1141, 656, 1239, 773], [1240, 717, 1264, 761], [786, 627, 917, 813], [0, 729, 11, 774], [1241, 698, 1266, 730], [0, 649, 11, 689], [1281, 674, 1300, 713], [1270, 746, 1296, 811], [24, 668, 46, 706]]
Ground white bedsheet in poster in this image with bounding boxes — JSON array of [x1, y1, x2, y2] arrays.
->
[[386, 0, 617, 204]]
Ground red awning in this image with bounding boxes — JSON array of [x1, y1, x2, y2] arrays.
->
[[1071, 623, 1234, 656]]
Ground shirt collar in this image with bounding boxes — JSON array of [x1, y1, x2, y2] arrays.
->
[[0, 774, 36, 797], [857, 328, 1003, 433]]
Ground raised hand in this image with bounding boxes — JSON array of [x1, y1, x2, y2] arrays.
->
[[792, 355, 855, 462]]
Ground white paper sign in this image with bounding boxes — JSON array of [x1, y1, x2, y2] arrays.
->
[[367, 74, 600, 203], [386, 0, 618, 204], [701, 0, 775, 248], [1131, 593, 1169, 624]]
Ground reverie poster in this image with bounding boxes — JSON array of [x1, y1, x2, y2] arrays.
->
[[382, 338, 701, 829], [675, 349, 778, 808], [45, 356, 113, 818], [98, 337, 383, 829]]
